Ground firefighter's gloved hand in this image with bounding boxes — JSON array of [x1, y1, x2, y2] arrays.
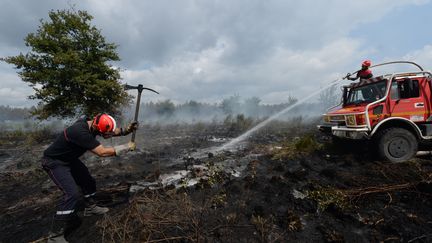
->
[[127, 121, 138, 132], [345, 73, 351, 79], [114, 143, 131, 156], [122, 121, 138, 136], [128, 141, 136, 151], [114, 142, 137, 156]]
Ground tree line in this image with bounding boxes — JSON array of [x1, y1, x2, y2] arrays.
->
[[0, 106, 34, 121], [0, 90, 339, 123]]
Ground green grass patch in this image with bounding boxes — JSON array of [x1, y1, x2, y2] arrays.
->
[[271, 134, 323, 160]]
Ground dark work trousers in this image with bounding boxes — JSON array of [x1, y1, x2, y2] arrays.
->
[[41, 156, 96, 220]]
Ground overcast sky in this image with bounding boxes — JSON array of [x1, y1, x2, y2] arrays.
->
[[1, 0, 432, 107]]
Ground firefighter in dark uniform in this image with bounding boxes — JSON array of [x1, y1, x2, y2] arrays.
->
[[346, 60, 373, 80], [41, 113, 137, 242]]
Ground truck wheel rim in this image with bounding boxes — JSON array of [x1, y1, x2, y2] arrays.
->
[[388, 138, 409, 158]]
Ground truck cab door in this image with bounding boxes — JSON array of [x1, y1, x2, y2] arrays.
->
[[388, 78, 428, 122]]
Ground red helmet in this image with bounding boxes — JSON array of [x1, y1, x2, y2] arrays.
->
[[92, 114, 116, 134], [362, 60, 372, 67]]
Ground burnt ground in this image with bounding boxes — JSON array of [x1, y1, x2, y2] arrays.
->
[[1, 120, 432, 243]]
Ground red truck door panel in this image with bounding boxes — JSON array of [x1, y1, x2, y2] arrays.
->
[[388, 78, 429, 122]]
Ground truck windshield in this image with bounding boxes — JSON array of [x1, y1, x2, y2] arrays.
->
[[346, 80, 387, 105]]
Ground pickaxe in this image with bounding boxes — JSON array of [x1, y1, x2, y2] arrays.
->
[[124, 84, 159, 142]]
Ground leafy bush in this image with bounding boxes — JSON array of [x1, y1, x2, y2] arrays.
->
[[223, 114, 254, 134], [0, 126, 57, 146], [25, 126, 57, 145]]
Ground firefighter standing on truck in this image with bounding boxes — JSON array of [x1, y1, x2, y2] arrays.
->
[[41, 113, 137, 242], [346, 60, 373, 80]]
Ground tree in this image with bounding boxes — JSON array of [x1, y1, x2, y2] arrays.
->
[[243, 96, 261, 117], [155, 100, 176, 117], [1, 9, 130, 120], [318, 84, 340, 110], [221, 95, 241, 115]]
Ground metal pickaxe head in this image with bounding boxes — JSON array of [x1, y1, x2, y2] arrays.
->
[[123, 84, 159, 94]]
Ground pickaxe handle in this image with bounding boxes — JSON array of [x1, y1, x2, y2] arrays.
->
[[130, 89, 142, 143], [124, 84, 159, 143]]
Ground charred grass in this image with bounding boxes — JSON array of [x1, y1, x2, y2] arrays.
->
[[1, 120, 432, 242]]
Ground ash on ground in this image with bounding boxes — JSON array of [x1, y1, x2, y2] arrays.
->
[[1, 121, 432, 242]]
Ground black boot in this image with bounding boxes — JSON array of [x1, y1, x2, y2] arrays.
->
[[84, 196, 109, 216], [48, 214, 82, 242], [47, 223, 68, 243]]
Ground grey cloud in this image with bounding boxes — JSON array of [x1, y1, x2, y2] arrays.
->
[[79, 0, 418, 69], [0, 65, 35, 107], [0, 0, 424, 66], [0, 0, 429, 107], [0, 0, 68, 50]]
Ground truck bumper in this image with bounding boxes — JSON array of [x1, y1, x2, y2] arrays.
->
[[317, 124, 333, 135], [318, 125, 369, 139]]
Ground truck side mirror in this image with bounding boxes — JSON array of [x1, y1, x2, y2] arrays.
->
[[342, 87, 348, 104], [373, 105, 383, 115]]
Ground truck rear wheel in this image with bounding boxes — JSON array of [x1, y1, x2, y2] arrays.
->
[[376, 128, 418, 163]]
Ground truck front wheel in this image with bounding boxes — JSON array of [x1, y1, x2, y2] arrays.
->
[[377, 128, 418, 163]]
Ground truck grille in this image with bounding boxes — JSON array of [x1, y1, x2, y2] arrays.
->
[[330, 115, 345, 122]]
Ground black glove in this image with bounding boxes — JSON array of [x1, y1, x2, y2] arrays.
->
[[121, 121, 138, 136], [345, 73, 351, 79]]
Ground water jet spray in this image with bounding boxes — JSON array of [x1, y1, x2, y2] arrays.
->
[[215, 77, 344, 152]]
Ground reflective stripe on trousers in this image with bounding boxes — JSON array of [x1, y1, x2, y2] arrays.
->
[[41, 156, 96, 220]]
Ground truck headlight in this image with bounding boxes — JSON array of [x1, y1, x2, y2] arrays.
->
[[346, 115, 356, 126], [323, 115, 330, 123]]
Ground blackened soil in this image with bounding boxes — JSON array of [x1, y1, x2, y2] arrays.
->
[[1, 122, 432, 243]]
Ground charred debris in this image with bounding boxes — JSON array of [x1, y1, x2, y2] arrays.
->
[[1, 118, 431, 243]]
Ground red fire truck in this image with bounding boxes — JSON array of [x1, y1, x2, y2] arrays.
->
[[318, 61, 432, 162]]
